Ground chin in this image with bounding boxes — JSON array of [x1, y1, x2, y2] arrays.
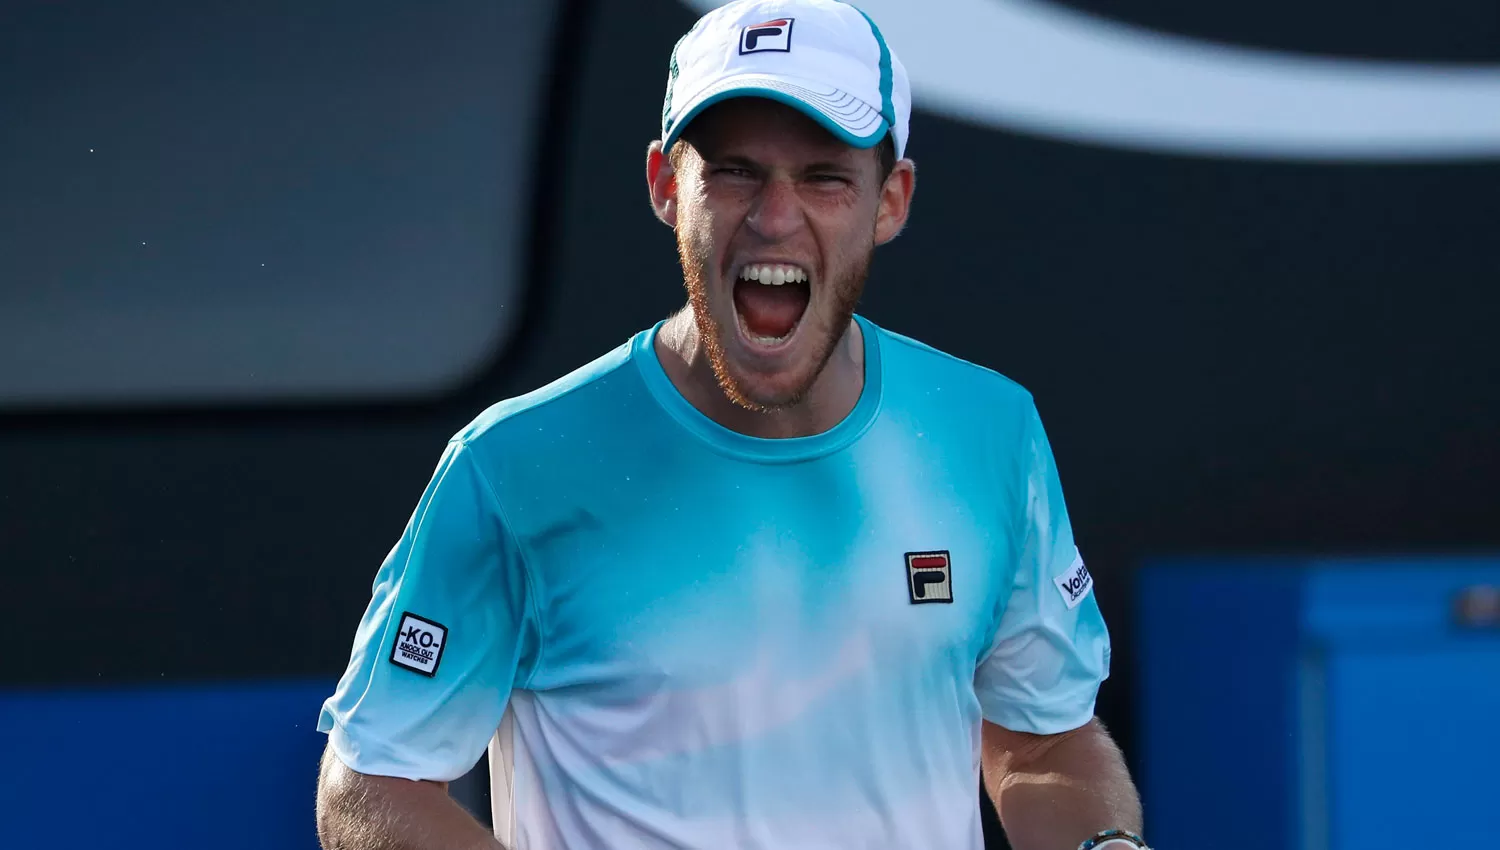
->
[[707, 303, 843, 413], [720, 366, 816, 412]]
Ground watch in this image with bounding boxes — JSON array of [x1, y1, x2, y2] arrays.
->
[[1077, 829, 1151, 850]]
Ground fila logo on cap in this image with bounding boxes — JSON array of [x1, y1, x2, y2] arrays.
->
[[661, 0, 910, 159], [389, 612, 447, 677], [740, 17, 794, 53], [906, 550, 953, 604]]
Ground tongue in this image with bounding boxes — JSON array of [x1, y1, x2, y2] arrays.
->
[[734, 280, 809, 339]]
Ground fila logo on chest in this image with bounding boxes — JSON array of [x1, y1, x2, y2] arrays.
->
[[905, 550, 953, 604]]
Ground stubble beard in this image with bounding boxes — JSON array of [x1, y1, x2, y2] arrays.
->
[[676, 225, 870, 413]]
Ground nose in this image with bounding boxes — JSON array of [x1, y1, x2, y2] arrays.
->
[[746, 177, 803, 241]]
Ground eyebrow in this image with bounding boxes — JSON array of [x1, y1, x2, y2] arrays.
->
[[801, 160, 857, 175], [706, 154, 762, 170], [704, 154, 858, 175]]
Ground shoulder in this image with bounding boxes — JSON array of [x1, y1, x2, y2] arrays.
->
[[450, 330, 649, 452], [866, 318, 1036, 416]]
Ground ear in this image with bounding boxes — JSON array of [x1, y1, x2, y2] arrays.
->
[[646, 140, 678, 228], [873, 159, 917, 245]]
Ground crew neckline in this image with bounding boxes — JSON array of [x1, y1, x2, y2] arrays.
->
[[632, 314, 884, 463]]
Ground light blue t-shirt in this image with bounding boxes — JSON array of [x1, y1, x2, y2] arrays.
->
[[318, 315, 1110, 850]]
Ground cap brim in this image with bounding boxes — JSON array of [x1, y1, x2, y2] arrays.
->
[[663, 73, 890, 152]]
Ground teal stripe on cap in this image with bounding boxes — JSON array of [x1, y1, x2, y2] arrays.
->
[[663, 85, 888, 152], [661, 32, 689, 137], [851, 5, 895, 132]]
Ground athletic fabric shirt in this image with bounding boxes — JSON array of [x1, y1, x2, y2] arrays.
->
[[318, 315, 1111, 850]]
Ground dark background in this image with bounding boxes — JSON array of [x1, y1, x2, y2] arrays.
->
[[4, 0, 1498, 847]]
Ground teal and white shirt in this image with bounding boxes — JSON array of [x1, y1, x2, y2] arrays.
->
[[319, 315, 1110, 849]]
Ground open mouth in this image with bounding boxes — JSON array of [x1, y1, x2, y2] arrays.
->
[[731, 262, 811, 349]]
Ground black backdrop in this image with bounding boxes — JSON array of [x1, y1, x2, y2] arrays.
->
[[5, 0, 1498, 847]]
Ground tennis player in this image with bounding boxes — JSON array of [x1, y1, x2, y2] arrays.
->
[[315, 1, 1147, 848]]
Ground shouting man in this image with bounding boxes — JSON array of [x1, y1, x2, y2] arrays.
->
[[315, 2, 1148, 848]]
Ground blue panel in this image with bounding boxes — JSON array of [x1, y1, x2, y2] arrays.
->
[[1137, 559, 1306, 850], [1324, 643, 1500, 849], [1138, 555, 1500, 850], [0, 679, 332, 850], [1303, 556, 1500, 642]]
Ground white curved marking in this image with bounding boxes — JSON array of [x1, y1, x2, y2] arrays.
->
[[577, 628, 874, 760], [681, 0, 1500, 161]]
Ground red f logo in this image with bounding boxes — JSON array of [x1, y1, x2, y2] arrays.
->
[[906, 551, 953, 604], [740, 18, 794, 54]]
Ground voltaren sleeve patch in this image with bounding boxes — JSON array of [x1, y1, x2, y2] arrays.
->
[[1052, 553, 1093, 610]]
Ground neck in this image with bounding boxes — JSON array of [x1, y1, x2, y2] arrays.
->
[[654, 307, 865, 440]]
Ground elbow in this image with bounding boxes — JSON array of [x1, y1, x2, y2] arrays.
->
[[981, 716, 1105, 784]]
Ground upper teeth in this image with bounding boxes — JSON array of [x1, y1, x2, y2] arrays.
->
[[739, 264, 807, 285]]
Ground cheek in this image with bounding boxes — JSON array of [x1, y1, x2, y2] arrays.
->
[[811, 207, 878, 268], [678, 199, 737, 264]]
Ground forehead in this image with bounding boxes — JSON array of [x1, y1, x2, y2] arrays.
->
[[682, 97, 866, 165]]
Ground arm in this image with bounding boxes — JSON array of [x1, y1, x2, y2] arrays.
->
[[315, 439, 541, 850], [981, 717, 1142, 850], [316, 746, 503, 850], [975, 397, 1145, 849]]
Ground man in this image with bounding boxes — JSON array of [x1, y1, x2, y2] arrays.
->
[[315, 1, 1147, 848]]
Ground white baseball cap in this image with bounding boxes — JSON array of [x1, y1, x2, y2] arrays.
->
[[661, 0, 911, 159]]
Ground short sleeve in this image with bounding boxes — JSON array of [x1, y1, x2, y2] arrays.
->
[[974, 400, 1111, 735], [317, 439, 540, 782]]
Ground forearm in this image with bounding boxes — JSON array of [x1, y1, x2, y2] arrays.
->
[[981, 718, 1143, 850], [316, 747, 504, 850]]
